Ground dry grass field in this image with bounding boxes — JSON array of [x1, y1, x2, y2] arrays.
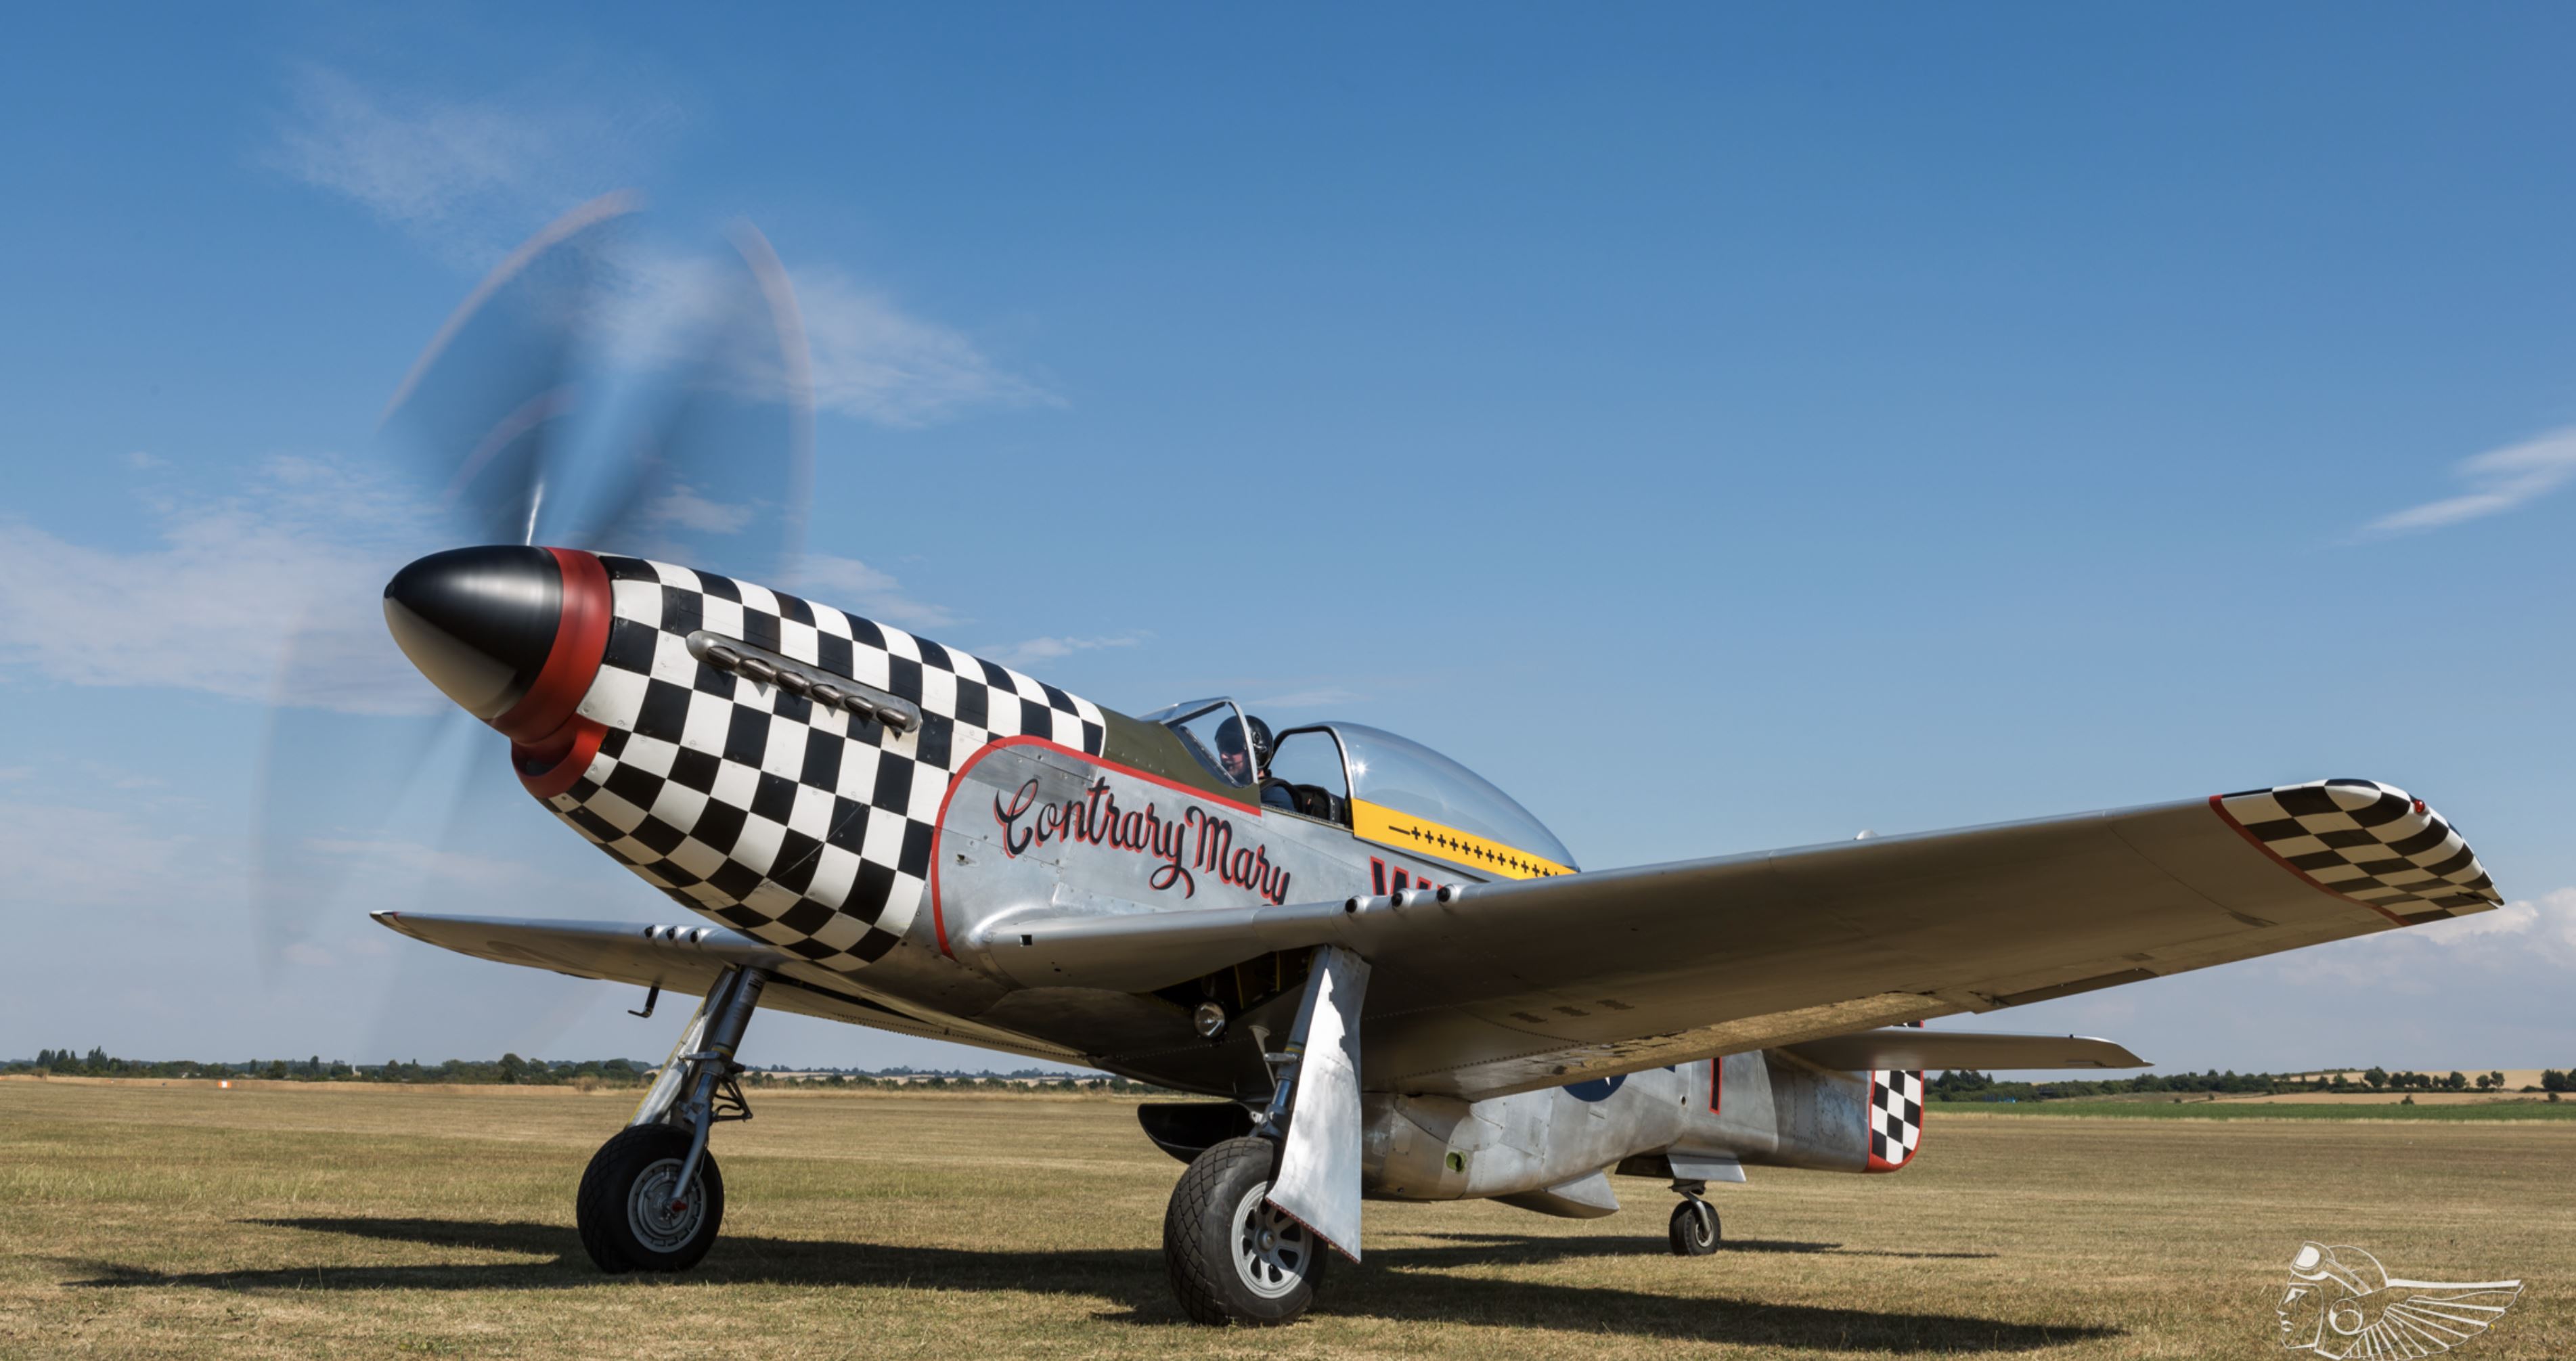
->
[[2, 1080, 2569, 1360]]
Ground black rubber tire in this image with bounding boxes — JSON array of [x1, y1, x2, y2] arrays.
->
[[1668, 1196, 1721, 1255], [576, 1124, 724, 1274], [1163, 1136, 1329, 1325]]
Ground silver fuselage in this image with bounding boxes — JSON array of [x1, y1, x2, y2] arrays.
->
[[532, 556, 1911, 1203]]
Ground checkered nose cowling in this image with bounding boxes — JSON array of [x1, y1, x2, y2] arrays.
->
[[538, 556, 1107, 970], [1865, 1069, 1924, 1173]]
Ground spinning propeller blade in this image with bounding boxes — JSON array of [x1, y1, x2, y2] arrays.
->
[[250, 196, 817, 1033], [381, 191, 638, 549], [573, 221, 814, 586]]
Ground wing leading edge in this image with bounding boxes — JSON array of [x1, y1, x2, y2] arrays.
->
[[370, 911, 1084, 1063]]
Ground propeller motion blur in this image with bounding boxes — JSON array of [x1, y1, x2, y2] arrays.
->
[[341, 198, 2507, 1325]]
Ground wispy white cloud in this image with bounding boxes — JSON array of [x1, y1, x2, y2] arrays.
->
[[99, 814, 645, 970], [790, 554, 959, 630], [642, 483, 756, 534], [269, 831, 671, 969], [0, 456, 439, 714], [986, 634, 1146, 667], [276, 66, 1044, 429], [0, 803, 202, 911], [2269, 888, 2576, 989], [2409, 893, 2569, 946], [82, 763, 168, 791], [792, 267, 1053, 426], [604, 247, 1049, 426], [2362, 427, 2576, 535], [268, 66, 676, 267]]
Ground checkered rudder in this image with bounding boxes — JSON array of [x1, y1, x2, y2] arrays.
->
[[541, 556, 1105, 970], [1866, 1069, 1924, 1173]]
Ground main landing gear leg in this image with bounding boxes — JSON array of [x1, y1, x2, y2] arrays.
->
[[1667, 1179, 1722, 1256], [1163, 945, 1367, 1326], [577, 965, 768, 1273]]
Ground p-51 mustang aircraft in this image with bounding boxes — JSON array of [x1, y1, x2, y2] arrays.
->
[[334, 198, 2504, 1325]]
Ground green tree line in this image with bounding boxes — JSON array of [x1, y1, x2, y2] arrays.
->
[[7, 1048, 1168, 1093], [18, 1048, 654, 1085], [1932, 1066, 2569, 1102]]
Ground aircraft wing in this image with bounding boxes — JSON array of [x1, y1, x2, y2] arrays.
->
[[978, 778, 2500, 1100], [370, 911, 1084, 1063]]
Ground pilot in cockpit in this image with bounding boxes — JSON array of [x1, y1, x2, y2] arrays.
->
[[1214, 713, 1270, 784], [1216, 715, 1298, 811]]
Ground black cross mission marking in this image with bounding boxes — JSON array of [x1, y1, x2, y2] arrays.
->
[[1381, 820, 1567, 878]]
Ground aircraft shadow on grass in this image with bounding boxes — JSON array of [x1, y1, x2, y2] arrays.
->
[[1399, 1230, 2005, 1264], [63, 1218, 2092, 1353]]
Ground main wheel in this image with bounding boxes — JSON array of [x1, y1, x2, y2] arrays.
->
[[1163, 1136, 1329, 1325], [1668, 1196, 1720, 1255], [576, 1124, 725, 1273]]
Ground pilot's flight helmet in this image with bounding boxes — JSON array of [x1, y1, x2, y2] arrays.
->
[[1216, 714, 1274, 771]]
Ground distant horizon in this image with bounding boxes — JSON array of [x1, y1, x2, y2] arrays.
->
[[16, 1048, 2571, 1083], [7, 1048, 1089, 1077]]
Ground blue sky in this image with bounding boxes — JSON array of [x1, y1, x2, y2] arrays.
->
[[1, 5, 2570, 1075]]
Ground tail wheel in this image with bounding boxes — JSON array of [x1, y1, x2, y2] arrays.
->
[[1163, 1136, 1329, 1324], [1668, 1196, 1720, 1255], [577, 1124, 725, 1273]]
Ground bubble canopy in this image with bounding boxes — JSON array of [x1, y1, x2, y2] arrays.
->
[[1325, 723, 1577, 870], [1138, 701, 1577, 870]]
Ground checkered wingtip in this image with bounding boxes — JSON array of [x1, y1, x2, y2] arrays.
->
[[541, 556, 1106, 972], [2215, 778, 2501, 918]]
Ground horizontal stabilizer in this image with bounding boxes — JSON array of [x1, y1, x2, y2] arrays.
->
[[1781, 1028, 2148, 1072]]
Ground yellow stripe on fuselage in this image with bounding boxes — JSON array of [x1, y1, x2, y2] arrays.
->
[[1349, 799, 1574, 881]]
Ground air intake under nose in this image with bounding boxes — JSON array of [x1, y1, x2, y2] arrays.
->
[[382, 545, 610, 746]]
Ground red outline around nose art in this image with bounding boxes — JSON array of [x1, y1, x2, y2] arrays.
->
[[506, 547, 612, 799]]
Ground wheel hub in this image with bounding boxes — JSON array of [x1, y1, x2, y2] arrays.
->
[[1230, 1184, 1312, 1300], [628, 1158, 707, 1253]]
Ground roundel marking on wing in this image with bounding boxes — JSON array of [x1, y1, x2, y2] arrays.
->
[[1564, 1075, 1626, 1102]]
